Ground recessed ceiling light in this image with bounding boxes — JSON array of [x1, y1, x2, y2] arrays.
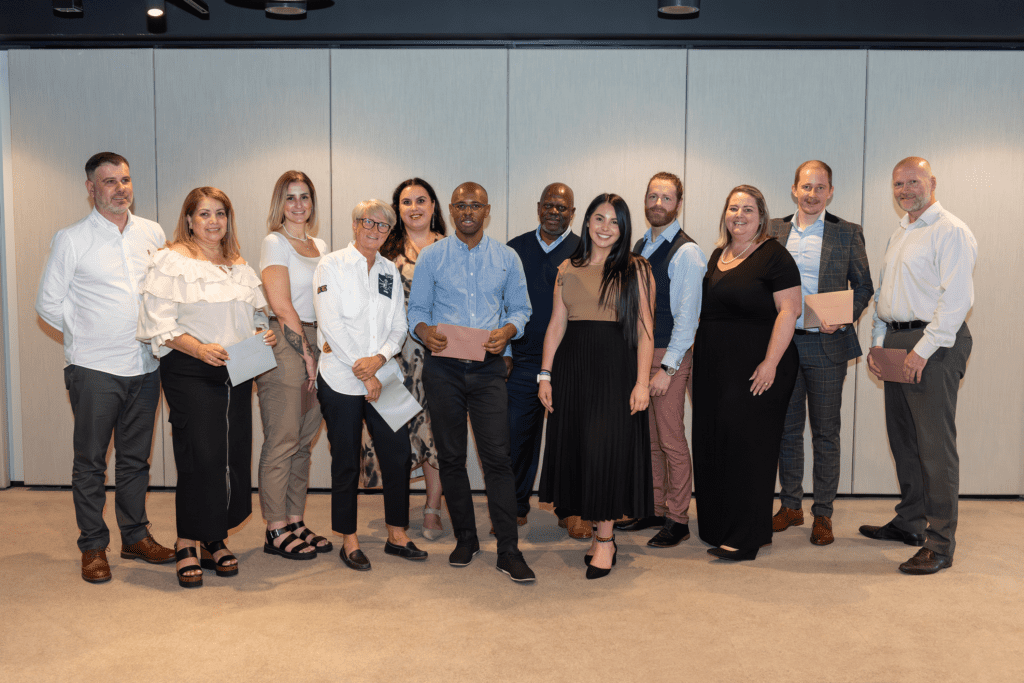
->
[[266, 1, 307, 15], [658, 0, 700, 16]]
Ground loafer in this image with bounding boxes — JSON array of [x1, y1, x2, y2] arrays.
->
[[81, 548, 112, 584], [647, 521, 691, 548], [810, 516, 835, 546], [859, 522, 925, 546], [120, 534, 176, 564], [898, 548, 953, 575], [614, 515, 665, 532], [448, 539, 481, 567], [496, 551, 536, 583], [566, 516, 593, 540], [384, 540, 428, 560], [340, 548, 371, 571], [772, 506, 805, 533]]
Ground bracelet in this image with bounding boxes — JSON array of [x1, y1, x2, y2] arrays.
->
[[538, 370, 551, 377]]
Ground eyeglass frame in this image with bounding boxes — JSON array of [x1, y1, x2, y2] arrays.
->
[[357, 216, 393, 233]]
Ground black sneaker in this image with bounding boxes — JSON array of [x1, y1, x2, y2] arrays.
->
[[448, 539, 481, 567], [646, 521, 691, 548], [496, 551, 536, 583]]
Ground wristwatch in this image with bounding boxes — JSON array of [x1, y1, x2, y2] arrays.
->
[[537, 371, 551, 383], [660, 364, 676, 377]]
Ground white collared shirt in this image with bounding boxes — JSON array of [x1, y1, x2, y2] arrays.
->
[[871, 202, 977, 358], [313, 243, 407, 395], [36, 208, 165, 376], [786, 211, 825, 330], [535, 226, 573, 254]]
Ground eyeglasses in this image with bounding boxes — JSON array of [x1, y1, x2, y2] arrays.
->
[[359, 217, 393, 233]]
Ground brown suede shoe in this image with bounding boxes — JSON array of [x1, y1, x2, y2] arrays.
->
[[121, 534, 176, 564], [810, 515, 835, 545], [566, 516, 593, 540], [81, 548, 112, 583], [772, 506, 804, 532]]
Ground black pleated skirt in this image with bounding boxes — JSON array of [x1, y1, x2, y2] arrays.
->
[[539, 321, 654, 521], [161, 350, 253, 542]]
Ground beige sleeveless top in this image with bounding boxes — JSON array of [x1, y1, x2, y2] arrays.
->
[[561, 261, 618, 322]]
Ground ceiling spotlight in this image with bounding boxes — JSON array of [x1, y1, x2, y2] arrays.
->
[[146, 0, 165, 18], [658, 0, 700, 15], [266, 1, 307, 15], [52, 0, 84, 14]]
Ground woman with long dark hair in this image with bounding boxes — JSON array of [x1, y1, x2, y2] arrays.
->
[[362, 178, 449, 540], [538, 193, 655, 579]]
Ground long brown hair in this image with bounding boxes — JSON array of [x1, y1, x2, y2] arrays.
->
[[172, 186, 241, 260]]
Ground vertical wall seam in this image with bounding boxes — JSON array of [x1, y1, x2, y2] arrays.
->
[[149, 47, 166, 485], [328, 49, 334, 252], [851, 48, 872, 495], [505, 47, 511, 242]]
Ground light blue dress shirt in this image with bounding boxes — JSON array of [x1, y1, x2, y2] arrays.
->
[[408, 234, 532, 345], [534, 226, 573, 254], [784, 212, 824, 330], [637, 220, 707, 370]]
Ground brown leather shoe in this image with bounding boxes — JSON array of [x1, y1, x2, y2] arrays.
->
[[898, 548, 953, 575], [810, 515, 834, 545], [81, 548, 112, 583], [517, 516, 528, 526], [566, 516, 593, 540], [772, 506, 804, 532], [121, 534, 176, 564]]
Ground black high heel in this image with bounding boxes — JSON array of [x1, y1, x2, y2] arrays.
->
[[586, 535, 617, 579], [707, 546, 759, 562], [584, 527, 617, 567], [200, 540, 239, 577]]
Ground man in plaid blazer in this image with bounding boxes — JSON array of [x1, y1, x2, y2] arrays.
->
[[767, 160, 873, 545]]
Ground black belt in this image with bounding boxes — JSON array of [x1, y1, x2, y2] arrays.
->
[[887, 320, 927, 331], [269, 316, 317, 329], [793, 329, 818, 336]]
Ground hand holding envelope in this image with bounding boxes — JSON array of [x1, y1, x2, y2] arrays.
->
[[803, 289, 854, 331], [868, 347, 914, 383], [434, 323, 491, 361]]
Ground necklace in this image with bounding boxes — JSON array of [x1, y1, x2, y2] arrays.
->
[[720, 240, 754, 264], [282, 224, 309, 242]]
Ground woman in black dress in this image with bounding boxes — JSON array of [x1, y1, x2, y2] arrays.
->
[[538, 193, 655, 579], [691, 185, 801, 561]]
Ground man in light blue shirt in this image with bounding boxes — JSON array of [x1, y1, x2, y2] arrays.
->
[[767, 161, 873, 546], [408, 182, 535, 583], [616, 172, 707, 548]]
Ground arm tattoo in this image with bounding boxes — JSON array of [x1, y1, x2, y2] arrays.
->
[[284, 326, 305, 357]]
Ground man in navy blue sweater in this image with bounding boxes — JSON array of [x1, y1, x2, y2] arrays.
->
[[505, 183, 588, 539]]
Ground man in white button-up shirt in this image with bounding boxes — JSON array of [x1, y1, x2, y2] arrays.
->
[[861, 157, 977, 576], [36, 152, 174, 584]]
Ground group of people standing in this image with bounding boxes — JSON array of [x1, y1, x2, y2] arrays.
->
[[37, 151, 975, 588]]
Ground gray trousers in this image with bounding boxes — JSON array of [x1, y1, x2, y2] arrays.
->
[[883, 323, 971, 559], [64, 365, 161, 551]]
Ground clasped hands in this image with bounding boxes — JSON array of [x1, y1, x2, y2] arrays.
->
[[196, 329, 276, 367], [353, 354, 386, 402]]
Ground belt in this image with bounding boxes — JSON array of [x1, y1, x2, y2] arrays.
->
[[269, 316, 317, 329], [887, 320, 927, 331], [793, 329, 818, 336]]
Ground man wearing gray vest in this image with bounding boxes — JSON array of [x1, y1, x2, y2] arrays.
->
[[768, 160, 873, 546], [616, 172, 706, 547]]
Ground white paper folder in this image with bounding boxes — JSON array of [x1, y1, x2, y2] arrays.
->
[[224, 333, 277, 386]]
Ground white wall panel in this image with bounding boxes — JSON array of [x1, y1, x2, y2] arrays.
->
[[331, 49, 510, 490], [154, 49, 332, 488], [9, 49, 163, 485], [686, 49, 869, 498], [857, 50, 1024, 495]]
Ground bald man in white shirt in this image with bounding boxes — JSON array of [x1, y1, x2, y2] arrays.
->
[[36, 152, 174, 584], [861, 157, 977, 575]]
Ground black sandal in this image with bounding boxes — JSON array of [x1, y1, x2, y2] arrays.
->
[[176, 545, 203, 589], [285, 520, 334, 553], [199, 540, 239, 577], [263, 527, 316, 560]]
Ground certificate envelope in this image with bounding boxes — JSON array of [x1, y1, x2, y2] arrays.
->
[[373, 370, 423, 432], [868, 347, 911, 383], [803, 290, 854, 329], [224, 333, 278, 386], [434, 323, 489, 362]]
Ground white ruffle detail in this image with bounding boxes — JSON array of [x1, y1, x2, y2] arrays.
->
[[141, 249, 268, 309]]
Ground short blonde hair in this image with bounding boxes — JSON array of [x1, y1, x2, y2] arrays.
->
[[352, 199, 396, 227], [266, 170, 319, 236], [173, 187, 241, 260]]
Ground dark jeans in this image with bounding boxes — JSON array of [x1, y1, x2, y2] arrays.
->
[[318, 374, 411, 535], [422, 354, 519, 554], [507, 357, 545, 517], [64, 365, 160, 551]]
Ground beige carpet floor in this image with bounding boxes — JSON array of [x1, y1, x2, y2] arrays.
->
[[1, 488, 1021, 683]]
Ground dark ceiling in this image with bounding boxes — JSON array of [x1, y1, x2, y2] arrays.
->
[[1, 0, 1022, 49]]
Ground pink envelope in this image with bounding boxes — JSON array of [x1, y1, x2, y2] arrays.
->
[[803, 290, 854, 329], [434, 323, 490, 362], [869, 347, 912, 383]]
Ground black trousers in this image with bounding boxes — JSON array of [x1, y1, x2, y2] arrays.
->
[[317, 374, 411, 535], [422, 354, 519, 554], [64, 365, 160, 551]]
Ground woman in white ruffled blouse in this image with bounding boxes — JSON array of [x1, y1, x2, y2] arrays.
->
[[137, 186, 276, 589]]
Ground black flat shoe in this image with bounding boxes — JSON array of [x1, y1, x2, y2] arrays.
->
[[614, 516, 665, 532], [200, 540, 238, 577], [384, 540, 428, 560], [707, 546, 758, 562], [264, 527, 316, 560], [859, 522, 926, 546], [341, 548, 372, 571], [647, 521, 691, 548]]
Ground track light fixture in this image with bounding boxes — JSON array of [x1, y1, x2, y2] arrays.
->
[[146, 0, 165, 18], [266, 1, 307, 15], [52, 0, 84, 14], [658, 0, 700, 16]]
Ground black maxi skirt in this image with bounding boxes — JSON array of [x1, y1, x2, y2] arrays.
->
[[161, 350, 253, 542], [539, 320, 654, 521]]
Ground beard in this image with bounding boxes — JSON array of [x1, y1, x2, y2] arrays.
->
[[645, 205, 678, 228]]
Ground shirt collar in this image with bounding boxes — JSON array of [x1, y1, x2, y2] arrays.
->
[[91, 207, 135, 234], [901, 201, 943, 230], [790, 211, 825, 232], [643, 219, 681, 246], [535, 226, 572, 250]]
